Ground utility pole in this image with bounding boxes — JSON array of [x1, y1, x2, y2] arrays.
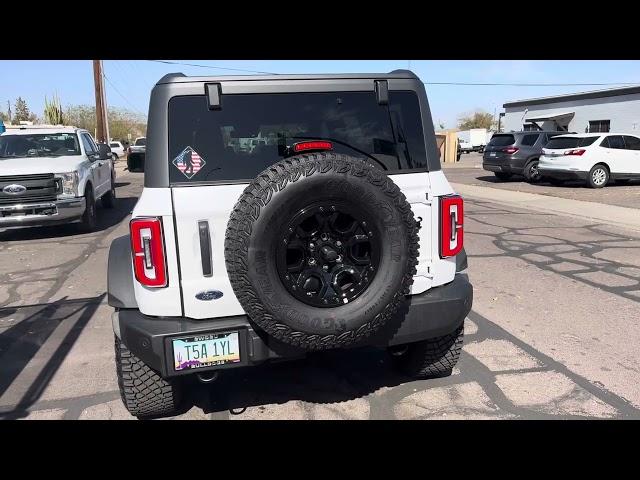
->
[[92, 60, 109, 143]]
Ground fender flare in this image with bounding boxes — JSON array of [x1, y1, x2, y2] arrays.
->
[[108, 235, 138, 309]]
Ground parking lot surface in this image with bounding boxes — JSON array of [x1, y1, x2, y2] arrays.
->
[[447, 153, 640, 210], [1, 166, 639, 419]]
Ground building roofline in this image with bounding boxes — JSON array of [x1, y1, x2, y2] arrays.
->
[[503, 85, 640, 108]]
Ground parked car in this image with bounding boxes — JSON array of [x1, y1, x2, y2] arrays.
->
[[126, 136, 146, 172], [483, 131, 568, 182], [0, 125, 116, 231], [539, 133, 640, 188], [109, 140, 125, 161], [107, 70, 473, 419]]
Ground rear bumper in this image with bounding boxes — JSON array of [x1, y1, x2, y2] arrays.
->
[[0, 197, 85, 227], [482, 156, 524, 174], [538, 167, 588, 181], [114, 273, 473, 378]]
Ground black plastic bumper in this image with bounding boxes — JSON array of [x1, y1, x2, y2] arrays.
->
[[538, 168, 588, 181], [115, 274, 473, 378]]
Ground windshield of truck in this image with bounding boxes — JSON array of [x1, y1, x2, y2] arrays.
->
[[167, 91, 428, 183], [134, 138, 146, 146], [0, 133, 81, 158]]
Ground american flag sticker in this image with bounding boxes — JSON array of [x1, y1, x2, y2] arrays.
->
[[172, 146, 206, 179]]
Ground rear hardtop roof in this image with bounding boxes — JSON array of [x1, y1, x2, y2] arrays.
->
[[156, 69, 419, 85]]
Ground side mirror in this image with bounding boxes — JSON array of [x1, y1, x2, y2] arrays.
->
[[98, 143, 111, 160]]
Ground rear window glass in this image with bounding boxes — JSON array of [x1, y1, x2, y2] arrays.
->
[[488, 134, 515, 147], [167, 91, 427, 184], [520, 134, 539, 146], [545, 136, 599, 149], [134, 138, 146, 146]]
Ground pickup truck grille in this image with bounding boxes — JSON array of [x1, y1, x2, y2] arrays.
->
[[0, 174, 60, 206]]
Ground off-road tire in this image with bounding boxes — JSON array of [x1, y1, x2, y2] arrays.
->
[[115, 336, 183, 419], [391, 325, 464, 378], [494, 172, 511, 181], [101, 176, 116, 209], [225, 152, 419, 351]]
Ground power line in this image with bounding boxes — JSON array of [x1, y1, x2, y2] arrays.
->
[[147, 60, 276, 75], [102, 73, 146, 117]]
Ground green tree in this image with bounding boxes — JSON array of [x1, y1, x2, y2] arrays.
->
[[0, 110, 8, 122], [64, 104, 147, 141], [457, 111, 496, 130], [14, 97, 30, 123]]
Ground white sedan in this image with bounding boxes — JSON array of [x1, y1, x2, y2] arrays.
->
[[538, 133, 640, 188]]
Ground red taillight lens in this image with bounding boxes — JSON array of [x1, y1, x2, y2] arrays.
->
[[502, 147, 519, 154], [130, 217, 167, 288], [440, 195, 464, 258], [293, 141, 333, 153], [564, 149, 586, 156]]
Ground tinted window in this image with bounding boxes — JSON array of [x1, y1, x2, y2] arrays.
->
[[0, 133, 81, 158], [623, 135, 640, 150], [545, 136, 599, 149], [110, 142, 120, 148], [603, 135, 625, 149], [488, 134, 515, 147], [81, 134, 97, 154], [520, 134, 539, 146], [134, 138, 146, 146], [168, 91, 427, 183]]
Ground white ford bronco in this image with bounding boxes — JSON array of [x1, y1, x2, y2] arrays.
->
[[107, 70, 473, 418], [0, 125, 116, 231]]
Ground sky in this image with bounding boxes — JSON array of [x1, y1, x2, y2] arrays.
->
[[2, 60, 640, 129]]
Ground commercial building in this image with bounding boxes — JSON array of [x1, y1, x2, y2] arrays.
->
[[502, 86, 640, 134]]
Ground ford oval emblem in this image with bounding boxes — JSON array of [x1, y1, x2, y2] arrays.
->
[[195, 290, 223, 301], [3, 184, 27, 195]]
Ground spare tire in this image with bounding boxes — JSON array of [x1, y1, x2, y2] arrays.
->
[[225, 152, 419, 350]]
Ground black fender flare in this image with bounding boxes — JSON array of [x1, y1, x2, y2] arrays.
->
[[108, 235, 138, 309]]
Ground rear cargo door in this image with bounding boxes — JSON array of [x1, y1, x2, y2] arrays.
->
[[168, 87, 438, 319]]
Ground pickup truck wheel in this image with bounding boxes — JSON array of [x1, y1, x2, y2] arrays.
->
[[494, 172, 511, 181], [225, 152, 419, 351], [79, 188, 97, 232], [115, 336, 183, 419], [101, 177, 117, 209], [391, 325, 464, 378]]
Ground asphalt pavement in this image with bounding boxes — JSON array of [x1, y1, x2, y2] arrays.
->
[[1, 162, 639, 420]]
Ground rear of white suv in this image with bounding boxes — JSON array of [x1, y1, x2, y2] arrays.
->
[[539, 133, 640, 188], [107, 70, 473, 418]]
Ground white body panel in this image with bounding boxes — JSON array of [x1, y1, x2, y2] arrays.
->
[[138, 169, 461, 320], [130, 188, 182, 317]]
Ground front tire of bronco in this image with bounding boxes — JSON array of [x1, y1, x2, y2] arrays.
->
[[115, 336, 183, 419], [390, 325, 464, 379]]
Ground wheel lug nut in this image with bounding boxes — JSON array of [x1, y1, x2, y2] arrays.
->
[[323, 265, 329, 271], [336, 240, 342, 247], [336, 255, 342, 263], [308, 258, 316, 266], [323, 299, 328, 304], [309, 242, 315, 250]]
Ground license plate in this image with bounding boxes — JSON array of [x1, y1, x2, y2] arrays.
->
[[490, 152, 496, 157], [172, 332, 240, 371]]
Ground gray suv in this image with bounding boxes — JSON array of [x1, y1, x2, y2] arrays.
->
[[483, 131, 566, 182]]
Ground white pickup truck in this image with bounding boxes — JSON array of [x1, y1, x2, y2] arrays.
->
[[0, 125, 116, 231]]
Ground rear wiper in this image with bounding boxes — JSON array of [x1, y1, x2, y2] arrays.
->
[[289, 136, 389, 171]]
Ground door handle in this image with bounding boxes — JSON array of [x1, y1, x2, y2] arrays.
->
[[198, 221, 213, 277]]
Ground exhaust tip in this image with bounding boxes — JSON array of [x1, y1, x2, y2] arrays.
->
[[197, 371, 220, 384]]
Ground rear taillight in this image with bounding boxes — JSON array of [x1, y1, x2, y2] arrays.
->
[[293, 141, 333, 153], [564, 149, 586, 156], [440, 195, 464, 258], [501, 147, 519, 154], [130, 217, 167, 288]]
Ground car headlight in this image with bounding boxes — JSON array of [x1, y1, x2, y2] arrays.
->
[[56, 172, 79, 196]]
